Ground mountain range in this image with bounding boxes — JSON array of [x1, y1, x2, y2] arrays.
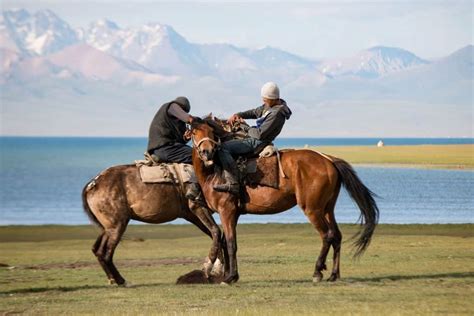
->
[[1, 8, 472, 137]]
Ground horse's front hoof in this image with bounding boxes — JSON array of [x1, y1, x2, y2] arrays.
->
[[222, 273, 239, 284], [210, 258, 224, 277], [202, 257, 213, 279]]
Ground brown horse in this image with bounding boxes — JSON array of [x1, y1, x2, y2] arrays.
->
[[190, 120, 379, 284], [82, 164, 223, 286]]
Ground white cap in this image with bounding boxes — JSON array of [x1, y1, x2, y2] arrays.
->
[[260, 82, 280, 100]]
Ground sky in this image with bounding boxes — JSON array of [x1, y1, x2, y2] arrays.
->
[[2, 0, 473, 60]]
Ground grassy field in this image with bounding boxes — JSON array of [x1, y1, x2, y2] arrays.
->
[[1, 224, 473, 315], [304, 144, 474, 169]]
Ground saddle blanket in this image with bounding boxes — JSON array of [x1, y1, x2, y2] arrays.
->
[[244, 155, 279, 189], [138, 163, 196, 184]]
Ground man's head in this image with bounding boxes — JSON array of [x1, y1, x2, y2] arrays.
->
[[173, 96, 191, 113], [260, 82, 280, 107]]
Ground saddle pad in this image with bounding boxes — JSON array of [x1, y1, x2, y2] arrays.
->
[[245, 155, 279, 189], [139, 163, 196, 184]]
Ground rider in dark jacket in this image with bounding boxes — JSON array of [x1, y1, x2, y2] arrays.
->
[[147, 96, 201, 200], [148, 96, 194, 163], [214, 82, 292, 194]]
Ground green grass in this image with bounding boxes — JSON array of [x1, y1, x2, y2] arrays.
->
[[303, 144, 474, 169], [1, 224, 473, 315]]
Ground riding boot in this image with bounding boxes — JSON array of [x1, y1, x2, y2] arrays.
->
[[213, 169, 240, 195], [185, 182, 205, 204]]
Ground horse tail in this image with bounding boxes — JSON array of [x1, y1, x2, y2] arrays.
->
[[332, 158, 379, 258], [82, 178, 103, 229]]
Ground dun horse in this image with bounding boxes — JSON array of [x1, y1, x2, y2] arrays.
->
[[82, 165, 222, 286], [191, 120, 379, 284]]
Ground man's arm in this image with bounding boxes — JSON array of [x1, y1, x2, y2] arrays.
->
[[248, 110, 285, 141], [228, 105, 265, 124], [237, 105, 264, 119], [168, 103, 193, 123]]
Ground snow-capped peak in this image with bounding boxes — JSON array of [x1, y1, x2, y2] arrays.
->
[[2, 8, 79, 55], [90, 18, 119, 30], [319, 46, 429, 78], [3, 8, 30, 22]]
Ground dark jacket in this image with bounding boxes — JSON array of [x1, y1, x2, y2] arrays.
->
[[147, 102, 187, 153], [237, 99, 292, 144]]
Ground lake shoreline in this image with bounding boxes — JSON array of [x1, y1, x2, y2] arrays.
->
[[298, 144, 474, 170], [352, 162, 473, 170], [1, 223, 473, 241]]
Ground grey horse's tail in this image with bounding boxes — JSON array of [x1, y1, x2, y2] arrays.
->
[[82, 178, 103, 229], [332, 158, 379, 257]]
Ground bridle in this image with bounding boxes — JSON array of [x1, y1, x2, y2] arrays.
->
[[191, 134, 221, 161]]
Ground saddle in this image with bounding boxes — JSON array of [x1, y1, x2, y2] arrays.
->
[[135, 153, 196, 184], [236, 154, 280, 189]]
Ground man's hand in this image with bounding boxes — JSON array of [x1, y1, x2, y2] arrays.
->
[[183, 129, 192, 141], [227, 114, 241, 124]]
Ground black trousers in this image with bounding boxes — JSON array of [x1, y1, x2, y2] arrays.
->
[[152, 143, 192, 164]]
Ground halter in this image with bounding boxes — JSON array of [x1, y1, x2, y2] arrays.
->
[[192, 135, 221, 161]]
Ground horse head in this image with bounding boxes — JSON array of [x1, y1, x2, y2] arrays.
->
[[191, 118, 221, 167]]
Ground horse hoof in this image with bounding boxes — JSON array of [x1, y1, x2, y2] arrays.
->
[[220, 281, 230, 286], [221, 273, 239, 285], [202, 257, 213, 279], [327, 274, 339, 282], [109, 279, 128, 286], [210, 258, 224, 277], [313, 274, 323, 283]]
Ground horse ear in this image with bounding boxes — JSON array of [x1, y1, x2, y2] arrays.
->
[[202, 113, 212, 119]]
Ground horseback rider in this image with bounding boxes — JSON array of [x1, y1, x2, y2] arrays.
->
[[147, 96, 202, 201], [214, 82, 292, 194]]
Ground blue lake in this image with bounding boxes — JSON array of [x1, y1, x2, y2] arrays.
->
[[0, 137, 473, 225]]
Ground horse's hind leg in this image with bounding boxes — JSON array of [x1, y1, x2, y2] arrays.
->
[[102, 222, 129, 286], [323, 184, 342, 282], [326, 210, 342, 282], [304, 209, 332, 282], [92, 231, 116, 282]]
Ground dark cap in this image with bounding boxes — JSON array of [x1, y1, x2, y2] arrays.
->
[[173, 96, 190, 113]]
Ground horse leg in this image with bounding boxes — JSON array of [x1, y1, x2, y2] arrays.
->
[[185, 202, 223, 277], [221, 235, 230, 274], [305, 210, 332, 282], [92, 231, 116, 282], [100, 221, 128, 286], [220, 210, 239, 284], [326, 210, 342, 282]]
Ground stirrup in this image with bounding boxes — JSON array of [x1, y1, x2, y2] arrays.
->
[[213, 183, 239, 194], [185, 183, 204, 202], [187, 192, 206, 205]]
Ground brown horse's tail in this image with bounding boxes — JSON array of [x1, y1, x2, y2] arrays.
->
[[332, 158, 379, 258], [82, 180, 103, 229]]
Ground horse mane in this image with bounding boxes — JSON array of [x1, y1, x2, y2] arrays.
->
[[191, 115, 244, 142], [202, 116, 234, 141]]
